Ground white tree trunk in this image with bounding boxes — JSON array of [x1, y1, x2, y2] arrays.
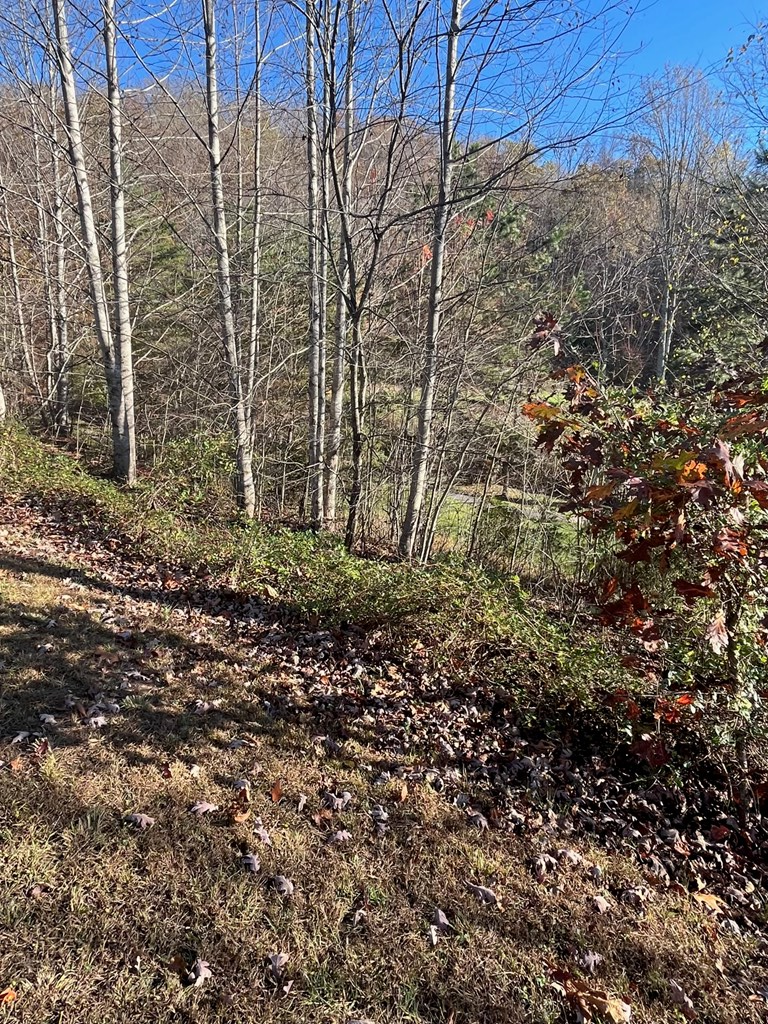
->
[[27, 87, 61, 431], [0, 169, 43, 415], [246, 0, 263, 452], [50, 99, 70, 434], [202, 0, 256, 517], [102, 0, 137, 481], [324, 0, 355, 527], [399, 0, 462, 558], [52, 0, 133, 479], [305, 0, 325, 528]]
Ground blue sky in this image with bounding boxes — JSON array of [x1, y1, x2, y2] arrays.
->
[[619, 0, 762, 79]]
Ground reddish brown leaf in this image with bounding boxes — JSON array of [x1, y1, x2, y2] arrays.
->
[[712, 527, 747, 560], [270, 779, 283, 803], [721, 412, 768, 439], [673, 580, 715, 606], [586, 482, 616, 501], [630, 735, 669, 768]]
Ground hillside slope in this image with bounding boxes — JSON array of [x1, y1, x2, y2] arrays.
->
[[0, 481, 766, 1023]]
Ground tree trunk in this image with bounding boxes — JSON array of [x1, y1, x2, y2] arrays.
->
[[102, 0, 137, 482], [202, 0, 256, 517], [27, 87, 61, 431], [52, 0, 131, 479], [0, 168, 45, 418], [344, 316, 366, 550], [50, 104, 71, 434], [399, 0, 462, 558], [655, 277, 678, 382], [246, 0, 263, 455], [305, 0, 325, 528], [325, 0, 355, 527]]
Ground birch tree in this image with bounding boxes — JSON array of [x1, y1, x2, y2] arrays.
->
[[202, 0, 257, 516], [399, 0, 462, 558], [102, 0, 136, 470], [305, 0, 325, 529], [51, 0, 137, 481]]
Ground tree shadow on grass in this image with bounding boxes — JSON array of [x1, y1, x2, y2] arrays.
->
[[0, 549, 456, 768], [0, 558, 763, 1024]]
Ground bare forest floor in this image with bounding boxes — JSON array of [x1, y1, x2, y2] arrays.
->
[[1, 459, 768, 1023]]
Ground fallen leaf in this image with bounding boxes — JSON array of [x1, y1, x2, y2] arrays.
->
[[551, 968, 631, 1023], [297, 793, 308, 813], [592, 895, 611, 914], [253, 821, 272, 846], [693, 892, 725, 914], [0, 989, 17, 1005], [622, 885, 651, 909], [270, 779, 283, 803], [232, 778, 251, 802], [326, 829, 352, 845], [189, 801, 219, 816], [432, 907, 451, 932], [580, 951, 604, 976], [466, 882, 500, 907], [241, 851, 261, 873], [229, 804, 251, 824], [272, 875, 294, 896], [124, 813, 155, 830], [532, 853, 558, 882], [267, 952, 289, 978], [187, 958, 212, 988], [669, 981, 696, 1020]]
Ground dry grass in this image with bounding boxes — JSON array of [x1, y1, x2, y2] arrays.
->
[[0, 543, 764, 1024]]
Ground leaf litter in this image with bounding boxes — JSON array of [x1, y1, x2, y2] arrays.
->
[[4, 497, 768, 1021]]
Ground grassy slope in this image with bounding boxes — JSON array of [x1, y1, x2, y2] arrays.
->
[[0, 430, 764, 1024]]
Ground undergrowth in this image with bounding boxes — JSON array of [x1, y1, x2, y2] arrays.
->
[[0, 425, 636, 734]]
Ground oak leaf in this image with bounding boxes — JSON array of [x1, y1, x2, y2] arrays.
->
[[705, 609, 729, 655]]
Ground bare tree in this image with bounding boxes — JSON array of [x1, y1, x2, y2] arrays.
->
[[399, 0, 462, 558], [633, 70, 718, 381], [52, 0, 137, 480], [202, 0, 256, 516], [102, 0, 136, 470], [305, 0, 325, 528]]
